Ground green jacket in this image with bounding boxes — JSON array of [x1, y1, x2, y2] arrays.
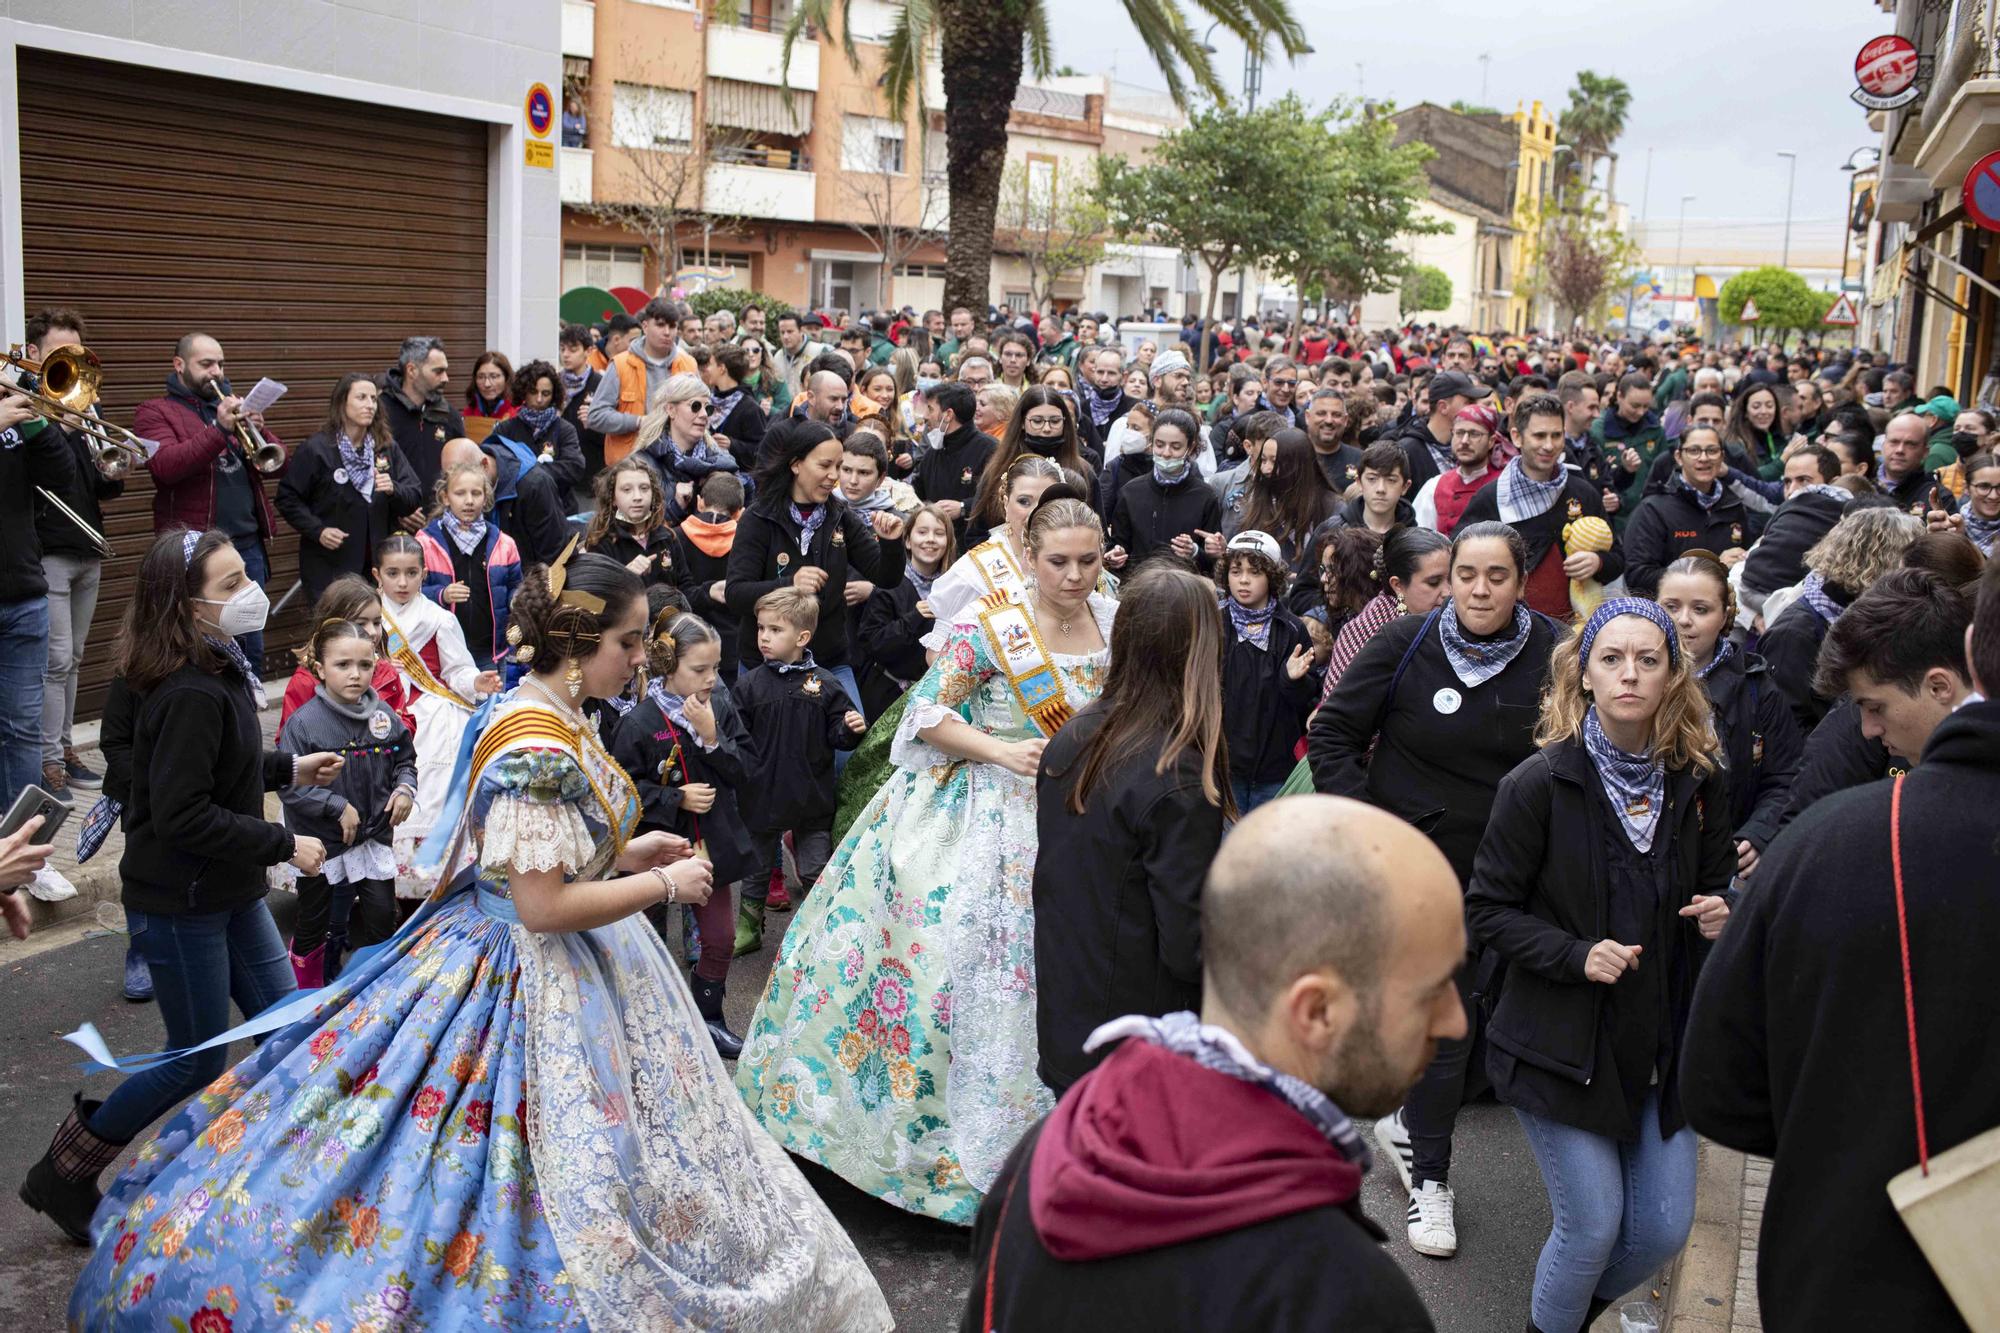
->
[[1593, 409, 1669, 525]]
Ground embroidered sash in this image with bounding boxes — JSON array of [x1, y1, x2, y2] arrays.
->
[[977, 590, 1075, 738], [968, 539, 1027, 600], [382, 604, 475, 710]]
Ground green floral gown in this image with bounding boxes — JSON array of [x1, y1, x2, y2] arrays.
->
[[734, 591, 1115, 1224]]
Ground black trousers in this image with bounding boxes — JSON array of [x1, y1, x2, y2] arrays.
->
[[294, 873, 397, 976], [1406, 963, 1477, 1186]]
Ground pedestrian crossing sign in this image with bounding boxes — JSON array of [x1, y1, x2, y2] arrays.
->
[[1824, 293, 1859, 326], [1739, 297, 1761, 323]]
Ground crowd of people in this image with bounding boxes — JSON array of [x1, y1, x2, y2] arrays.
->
[[1, 295, 1996, 1333]]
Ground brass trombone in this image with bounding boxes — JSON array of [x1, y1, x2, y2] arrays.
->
[[205, 379, 286, 474], [1, 344, 154, 479]]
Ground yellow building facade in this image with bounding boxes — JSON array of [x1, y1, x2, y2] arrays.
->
[[1504, 98, 1559, 335]]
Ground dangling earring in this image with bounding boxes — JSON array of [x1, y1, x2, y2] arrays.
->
[[1394, 594, 1408, 615], [564, 658, 583, 699]]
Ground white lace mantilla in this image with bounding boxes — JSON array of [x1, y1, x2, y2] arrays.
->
[[479, 791, 600, 876]]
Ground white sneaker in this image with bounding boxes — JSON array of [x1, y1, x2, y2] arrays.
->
[[1374, 1110, 1414, 1194], [26, 866, 76, 902], [1407, 1180, 1458, 1258]]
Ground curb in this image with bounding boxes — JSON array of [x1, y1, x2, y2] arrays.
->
[[1662, 1139, 1747, 1331]]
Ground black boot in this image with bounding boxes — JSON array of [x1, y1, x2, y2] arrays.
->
[[691, 978, 745, 1060], [20, 1095, 129, 1244], [1583, 1296, 1614, 1328]]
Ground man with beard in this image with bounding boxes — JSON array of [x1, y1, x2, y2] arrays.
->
[[376, 333, 463, 496], [966, 796, 1455, 1332], [1305, 387, 1363, 493], [1395, 370, 1491, 493]]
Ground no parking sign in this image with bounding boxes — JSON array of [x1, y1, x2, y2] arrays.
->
[[1963, 150, 2000, 232]]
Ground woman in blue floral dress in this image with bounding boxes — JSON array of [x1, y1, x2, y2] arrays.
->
[[735, 497, 1115, 1224], [68, 551, 890, 1332]]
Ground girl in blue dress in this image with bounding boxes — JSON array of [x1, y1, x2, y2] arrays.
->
[[67, 548, 890, 1332]]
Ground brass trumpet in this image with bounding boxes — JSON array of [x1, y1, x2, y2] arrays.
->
[[1, 344, 154, 479], [205, 379, 286, 474]]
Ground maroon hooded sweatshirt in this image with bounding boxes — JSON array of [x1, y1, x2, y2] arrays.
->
[[963, 1037, 1433, 1332]]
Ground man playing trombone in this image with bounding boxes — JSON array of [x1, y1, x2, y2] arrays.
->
[[134, 332, 286, 669]]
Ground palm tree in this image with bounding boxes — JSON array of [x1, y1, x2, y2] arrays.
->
[[785, 0, 1307, 316], [1558, 70, 1632, 204]]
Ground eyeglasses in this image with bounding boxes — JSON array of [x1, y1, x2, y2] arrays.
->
[[1681, 445, 1724, 459], [1269, 377, 1299, 388], [1971, 481, 2000, 497]]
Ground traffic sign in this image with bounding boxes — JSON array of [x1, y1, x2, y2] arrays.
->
[[1824, 293, 1859, 326], [1962, 149, 2000, 232], [525, 82, 555, 139], [1739, 297, 1761, 323]]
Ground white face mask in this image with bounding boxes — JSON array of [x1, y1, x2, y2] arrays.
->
[[196, 582, 270, 637]]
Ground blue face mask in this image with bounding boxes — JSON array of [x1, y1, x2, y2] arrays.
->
[[916, 376, 942, 394], [1153, 455, 1191, 484]]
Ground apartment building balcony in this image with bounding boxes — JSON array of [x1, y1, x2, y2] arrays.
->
[[561, 146, 594, 205], [705, 144, 816, 222], [707, 4, 819, 92], [562, 0, 594, 59]]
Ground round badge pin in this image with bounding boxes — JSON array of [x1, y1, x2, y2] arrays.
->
[[1433, 687, 1462, 715], [368, 710, 392, 739], [333, 467, 349, 485]]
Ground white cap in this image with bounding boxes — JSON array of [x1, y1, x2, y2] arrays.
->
[[1226, 530, 1283, 565]]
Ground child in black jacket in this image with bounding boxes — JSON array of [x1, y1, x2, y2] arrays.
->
[[278, 618, 417, 984], [582, 455, 698, 595], [609, 610, 754, 1059], [1217, 531, 1319, 813], [733, 588, 866, 948], [677, 471, 746, 678]]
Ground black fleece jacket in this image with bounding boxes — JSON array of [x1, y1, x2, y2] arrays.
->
[[1110, 471, 1222, 571], [1621, 483, 1752, 598], [121, 666, 296, 915], [0, 417, 77, 599], [724, 495, 904, 668], [610, 691, 757, 884], [733, 662, 865, 830]]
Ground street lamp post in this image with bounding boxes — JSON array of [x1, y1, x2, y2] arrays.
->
[[1776, 150, 1798, 270], [1839, 146, 1881, 289], [1673, 193, 1695, 335]]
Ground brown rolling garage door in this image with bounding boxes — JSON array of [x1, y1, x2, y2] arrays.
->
[[17, 49, 491, 719]]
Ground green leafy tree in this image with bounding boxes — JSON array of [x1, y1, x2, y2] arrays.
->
[[1718, 266, 1819, 345], [782, 0, 1307, 317], [1400, 264, 1453, 317], [1293, 102, 1447, 332], [1557, 70, 1632, 202], [687, 288, 791, 321], [1097, 95, 1325, 366]]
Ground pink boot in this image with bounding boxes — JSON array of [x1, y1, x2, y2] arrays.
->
[[765, 866, 792, 912], [290, 944, 325, 989]]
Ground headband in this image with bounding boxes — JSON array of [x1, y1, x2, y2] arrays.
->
[[181, 531, 201, 566], [1579, 597, 1680, 670]]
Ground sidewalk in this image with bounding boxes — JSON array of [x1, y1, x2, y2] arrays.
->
[[1661, 1141, 1767, 1333]]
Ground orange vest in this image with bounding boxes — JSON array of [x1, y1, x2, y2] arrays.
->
[[604, 347, 697, 464]]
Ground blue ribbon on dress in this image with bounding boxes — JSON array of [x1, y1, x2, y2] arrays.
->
[[61, 878, 466, 1074]]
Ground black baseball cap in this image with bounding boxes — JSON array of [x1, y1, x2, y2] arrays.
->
[[1429, 370, 1492, 402]]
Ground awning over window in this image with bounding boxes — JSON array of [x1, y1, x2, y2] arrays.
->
[[706, 78, 812, 136]]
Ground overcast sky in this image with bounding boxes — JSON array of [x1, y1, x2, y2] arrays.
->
[[1056, 0, 1886, 266]]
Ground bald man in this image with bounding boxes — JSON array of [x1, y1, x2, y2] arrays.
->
[[967, 796, 1457, 1333], [441, 434, 573, 568]]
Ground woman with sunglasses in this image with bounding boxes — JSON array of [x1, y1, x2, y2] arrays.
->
[[637, 373, 751, 523]]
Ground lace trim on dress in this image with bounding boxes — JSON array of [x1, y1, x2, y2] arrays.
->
[[478, 794, 598, 878]]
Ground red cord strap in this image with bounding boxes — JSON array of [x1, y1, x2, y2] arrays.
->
[[982, 1167, 1022, 1333], [1890, 773, 1930, 1175]]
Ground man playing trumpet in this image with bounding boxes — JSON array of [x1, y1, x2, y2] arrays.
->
[[135, 332, 286, 668]]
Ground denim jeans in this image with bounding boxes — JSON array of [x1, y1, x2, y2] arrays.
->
[[87, 900, 297, 1144], [0, 596, 50, 805], [40, 554, 102, 765], [234, 536, 270, 671], [1514, 1089, 1698, 1333], [1230, 777, 1286, 816]]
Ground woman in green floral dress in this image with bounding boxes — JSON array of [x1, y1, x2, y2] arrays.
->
[[735, 497, 1114, 1224]]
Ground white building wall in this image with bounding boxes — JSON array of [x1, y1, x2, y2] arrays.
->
[[0, 0, 563, 359], [1358, 198, 1475, 328]]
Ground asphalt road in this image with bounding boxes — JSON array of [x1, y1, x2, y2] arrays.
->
[[0, 899, 1586, 1331]]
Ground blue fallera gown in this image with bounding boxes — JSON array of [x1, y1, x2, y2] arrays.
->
[[67, 693, 890, 1331]]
